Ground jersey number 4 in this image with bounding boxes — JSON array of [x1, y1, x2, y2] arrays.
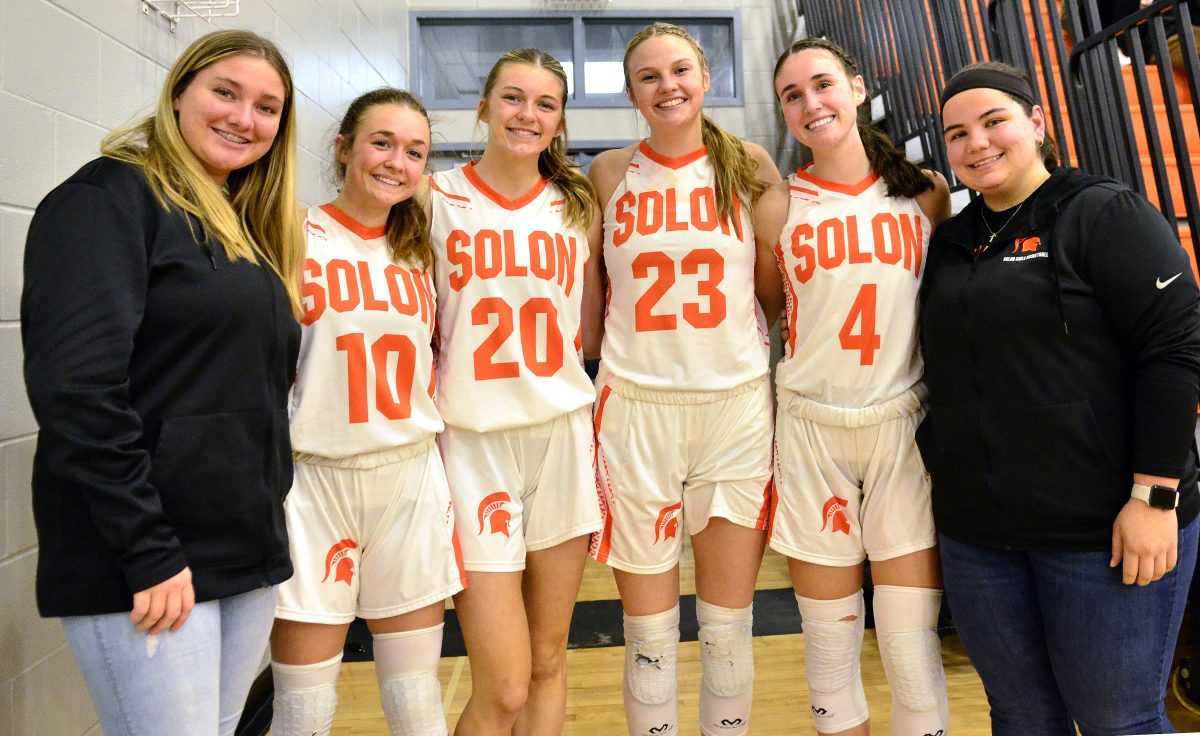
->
[[336, 333, 416, 423], [632, 249, 726, 331], [472, 297, 563, 380], [838, 284, 880, 366]]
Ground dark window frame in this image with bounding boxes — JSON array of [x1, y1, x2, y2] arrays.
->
[[409, 10, 744, 109]]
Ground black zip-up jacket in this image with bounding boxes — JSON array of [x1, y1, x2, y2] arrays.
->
[[918, 166, 1200, 550], [22, 157, 300, 616]]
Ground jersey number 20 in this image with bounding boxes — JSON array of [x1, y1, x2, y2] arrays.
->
[[472, 297, 564, 380]]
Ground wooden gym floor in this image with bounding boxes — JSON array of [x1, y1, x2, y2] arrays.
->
[[322, 544, 1200, 734]]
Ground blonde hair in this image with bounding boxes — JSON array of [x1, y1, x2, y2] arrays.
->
[[479, 48, 597, 233], [623, 23, 767, 224], [102, 29, 302, 311], [335, 88, 434, 270]]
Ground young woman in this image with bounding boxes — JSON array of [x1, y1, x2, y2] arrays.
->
[[269, 88, 463, 736], [585, 22, 782, 736], [923, 61, 1200, 733], [425, 48, 601, 736], [765, 39, 950, 736], [21, 30, 302, 736]]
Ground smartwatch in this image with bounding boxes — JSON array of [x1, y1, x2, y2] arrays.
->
[[1131, 483, 1180, 510]]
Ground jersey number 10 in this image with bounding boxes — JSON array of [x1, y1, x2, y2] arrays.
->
[[335, 332, 416, 423]]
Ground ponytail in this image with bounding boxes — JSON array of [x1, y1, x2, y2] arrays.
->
[[861, 125, 934, 199], [539, 135, 597, 233], [700, 115, 769, 227]]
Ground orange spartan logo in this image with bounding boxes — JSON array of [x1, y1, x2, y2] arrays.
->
[[820, 496, 851, 535], [321, 538, 358, 586], [653, 502, 683, 544], [477, 491, 513, 537], [1012, 236, 1041, 253]]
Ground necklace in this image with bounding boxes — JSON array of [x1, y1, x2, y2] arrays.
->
[[980, 200, 1025, 243]]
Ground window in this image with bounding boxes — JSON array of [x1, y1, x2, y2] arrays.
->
[[410, 11, 742, 108]]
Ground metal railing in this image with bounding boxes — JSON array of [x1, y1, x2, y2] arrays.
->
[[799, 0, 1198, 257]]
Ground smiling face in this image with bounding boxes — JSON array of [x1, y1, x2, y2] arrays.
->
[[942, 86, 1048, 206], [624, 34, 710, 132], [337, 103, 429, 217], [172, 54, 286, 186], [775, 48, 866, 152], [478, 61, 565, 160]]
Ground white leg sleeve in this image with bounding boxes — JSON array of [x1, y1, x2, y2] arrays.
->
[[373, 624, 448, 736], [696, 599, 754, 736], [270, 653, 342, 736], [623, 605, 681, 736], [796, 591, 869, 733], [872, 585, 948, 736]]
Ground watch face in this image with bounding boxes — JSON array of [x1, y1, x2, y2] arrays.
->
[[1149, 485, 1179, 510]]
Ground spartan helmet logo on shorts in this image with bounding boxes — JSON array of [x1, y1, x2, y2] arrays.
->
[[477, 491, 513, 537], [321, 538, 358, 586], [820, 495, 851, 535], [653, 502, 682, 544]]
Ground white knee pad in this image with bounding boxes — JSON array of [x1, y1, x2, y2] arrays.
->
[[624, 606, 681, 705], [271, 653, 342, 736], [374, 625, 448, 736], [796, 591, 869, 733], [696, 599, 754, 736], [623, 606, 680, 736], [872, 585, 948, 735]]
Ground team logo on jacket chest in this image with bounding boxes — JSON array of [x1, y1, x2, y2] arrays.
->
[[820, 496, 851, 535], [654, 502, 683, 543], [478, 491, 513, 537], [1003, 236, 1047, 262], [321, 538, 358, 585]]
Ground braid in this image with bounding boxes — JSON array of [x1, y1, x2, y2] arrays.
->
[[774, 38, 933, 198]]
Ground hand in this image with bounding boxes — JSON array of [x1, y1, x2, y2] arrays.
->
[[130, 567, 195, 634], [1110, 499, 1178, 585]]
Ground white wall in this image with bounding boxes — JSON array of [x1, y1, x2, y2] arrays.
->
[[0, 1, 409, 733], [0, 2, 793, 734]]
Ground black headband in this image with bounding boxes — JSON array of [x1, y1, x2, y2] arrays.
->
[[939, 67, 1036, 111]]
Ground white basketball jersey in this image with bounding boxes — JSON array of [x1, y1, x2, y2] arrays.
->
[[429, 163, 594, 432], [290, 204, 443, 457], [774, 169, 930, 407], [600, 142, 769, 390]]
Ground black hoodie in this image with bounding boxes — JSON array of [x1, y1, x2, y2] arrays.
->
[[22, 158, 300, 616], [918, 166, 1200, 550]]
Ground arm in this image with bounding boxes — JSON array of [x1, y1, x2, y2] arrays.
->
[[22, 180, 193, 631], [1080, 190, 1200, 585], [752, 180, 789, 327], [745, 141, 784, 187], [581, 201, 606, 360], [581, 148, 634, 360], [916, 170, 952, 228]]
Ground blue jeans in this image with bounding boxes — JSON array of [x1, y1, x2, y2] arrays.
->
[[939, 523, 1198, 736], [62, 586, 275, 736]]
